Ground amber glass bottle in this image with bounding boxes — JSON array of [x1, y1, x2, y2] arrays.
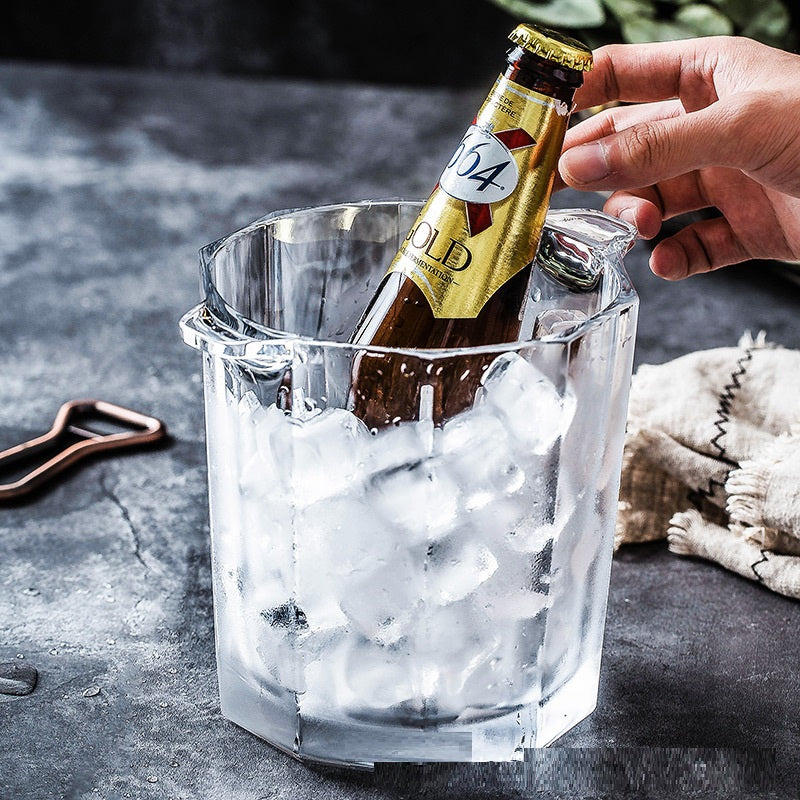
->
[[349, 24, 592, 429]]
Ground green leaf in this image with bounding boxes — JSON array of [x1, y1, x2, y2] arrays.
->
[[740, 1, 791, 44], [708, 0, 748, 24], [602, 0, 656, 22], [621, 17, 702, 42], [486, 0, 606, 28], [673, 4, 734, 36], [576, 25, 626, 48], [711, 0, 785, 29]]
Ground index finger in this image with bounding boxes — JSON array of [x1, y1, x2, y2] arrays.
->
[[574, 39, 715, 112]]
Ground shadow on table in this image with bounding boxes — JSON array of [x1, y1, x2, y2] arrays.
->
[[306, 746, 777, 798]]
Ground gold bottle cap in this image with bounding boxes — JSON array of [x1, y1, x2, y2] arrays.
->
[[508, 23, 593, 72]]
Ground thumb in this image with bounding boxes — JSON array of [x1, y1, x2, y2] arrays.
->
[[559, 97, 768, 191]]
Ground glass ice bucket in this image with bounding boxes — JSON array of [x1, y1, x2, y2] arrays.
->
[[180, 200, 638, 767]]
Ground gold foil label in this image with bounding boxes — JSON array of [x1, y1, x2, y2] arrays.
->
[[387, 76, 569, 318]]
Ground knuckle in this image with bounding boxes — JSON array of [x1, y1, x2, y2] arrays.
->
[[687, 227, 713, 272], [592, 45, 621, 101], [722, 93, 764, 125], [716, 94, 777, 169], [622, 121, 662, 170]]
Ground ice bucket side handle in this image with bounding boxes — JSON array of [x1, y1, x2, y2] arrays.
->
[[179, 304, 294, 367], [545, 208, 637, 257]]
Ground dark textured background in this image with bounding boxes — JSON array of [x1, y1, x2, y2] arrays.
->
[[6, 0, 800, 88], [2, 0, 515, 86]]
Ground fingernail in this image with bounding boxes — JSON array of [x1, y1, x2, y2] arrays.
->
[[618, 208, 637, 228], [560, 142, 609, 185]]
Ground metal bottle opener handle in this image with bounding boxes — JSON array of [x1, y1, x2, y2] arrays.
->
[[0, 400, 167, 501]]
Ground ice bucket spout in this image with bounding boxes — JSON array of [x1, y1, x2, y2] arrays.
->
[[179, 200, 638, 767]]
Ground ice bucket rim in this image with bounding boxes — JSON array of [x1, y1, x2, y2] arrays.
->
[[180, 199, 638, 362]]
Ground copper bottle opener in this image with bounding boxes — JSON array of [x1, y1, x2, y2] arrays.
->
[[0, 400, 167, 501]]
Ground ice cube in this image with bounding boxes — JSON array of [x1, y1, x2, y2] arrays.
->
[[339, 554, 422, 646], [371, 458, 462, 545], [238, 393, 287, 463], [361, 420, 437, 479], [287, 407, 372, 506], [246, 583, 299, 628], [236, 390, 264, 462], [475, 571, 550, 623], [296, 495, 394, 633], [454, 546, 551, 710], [306, 633, 417, 715], [458, 612, 545, 711], [439, 406, 525, 498], [238, 447, 295, 586], [230, 584, 306, 691], [463, 495, 529, 548], [478, 352, 575, 456], [237, 390, 262, 416], [533, 308, 588, 338], [239, 401, 294, 501], [459, 554, 549, 712], [297, 495, 391, 573], [426, 538, 498, 605], [505, 517, 556, 555], [254, 620, 306, 694], [408, 600, 500, 716], [295, 622, 348, 666], [253, 596, 309, 694], [344, 637, 418, 712], [239, 442, 292, 510]]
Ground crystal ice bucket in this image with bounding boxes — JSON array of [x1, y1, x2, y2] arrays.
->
[[180, 200, 638, 767]]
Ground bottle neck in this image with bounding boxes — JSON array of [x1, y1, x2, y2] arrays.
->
[[503, 45, 584, 103]]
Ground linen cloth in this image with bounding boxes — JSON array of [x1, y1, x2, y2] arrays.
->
[[616, 332, 800, 599]]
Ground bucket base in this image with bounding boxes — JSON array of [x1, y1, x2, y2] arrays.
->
[[217, 657, 597, 767]]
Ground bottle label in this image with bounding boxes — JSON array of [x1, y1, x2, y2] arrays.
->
[[386, 76, 570, 319]]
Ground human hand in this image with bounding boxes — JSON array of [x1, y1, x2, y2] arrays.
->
[[557, 36, 800, 279]]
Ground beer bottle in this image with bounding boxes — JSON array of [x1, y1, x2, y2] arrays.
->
[[349, 24, 593, 429]]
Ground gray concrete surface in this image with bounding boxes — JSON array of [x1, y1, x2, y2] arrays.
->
[[1, 63, 798, 799]]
